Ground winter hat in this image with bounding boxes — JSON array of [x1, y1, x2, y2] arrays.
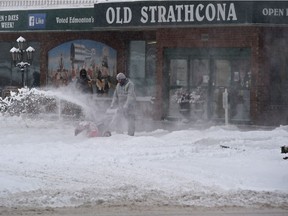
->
[[80, 69, 87, 76], [102, 56, 108, 68], [116, 73, 126, 81], [102, 59, 108, 68]]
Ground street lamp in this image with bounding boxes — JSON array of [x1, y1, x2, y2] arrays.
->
[[10, 36, 35, 87]]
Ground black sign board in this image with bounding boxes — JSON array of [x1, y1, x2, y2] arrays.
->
[[94, 1, 288, 29], [0, 1, 288, 32], [253, 1, 288, 24], [0, 8, 94, 32]]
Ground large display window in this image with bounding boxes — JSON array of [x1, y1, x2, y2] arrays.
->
[[48, 39, 117, 96], [128, 40, 156, 97]]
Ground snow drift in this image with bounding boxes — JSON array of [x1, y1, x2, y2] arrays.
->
[[0, 88, 287, 208]]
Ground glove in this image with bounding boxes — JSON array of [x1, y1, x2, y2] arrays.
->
[[106, 107, 117, 114]]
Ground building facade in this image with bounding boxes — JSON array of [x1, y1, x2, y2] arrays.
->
[[0, 1, 288, 125]]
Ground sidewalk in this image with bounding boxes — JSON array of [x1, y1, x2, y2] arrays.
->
[[1, 206, 287, 216]]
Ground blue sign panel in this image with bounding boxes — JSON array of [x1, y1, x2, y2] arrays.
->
[[28, 13, 46, 29]]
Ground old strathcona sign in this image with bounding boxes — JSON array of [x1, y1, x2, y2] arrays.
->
[[139, 3, 237, 23], [106, 3, 237, 24], [94, 1, 288, 28], [94, 1, 249, 28]]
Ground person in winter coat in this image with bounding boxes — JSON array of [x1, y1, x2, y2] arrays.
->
[[110, 72, 136, 136], [76, 69, 93, 94]]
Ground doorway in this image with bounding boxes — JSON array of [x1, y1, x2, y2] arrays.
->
[[164, 48, 251, 123]]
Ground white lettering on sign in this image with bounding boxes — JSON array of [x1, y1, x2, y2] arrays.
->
[[139, 3, 237, 24], [36, 17, 44, 25], [262, 8, 286, 16], [206, 4, 216, 21], [56, 16, 94, 24], [195, 4, 205, 21], [69, 17, 94, 23], [1, 22, 14, 28], [7, 14, 18, 21], [56, 17, 69, 23], [0, 14, 18, 29], [106, 7, 132, 24]]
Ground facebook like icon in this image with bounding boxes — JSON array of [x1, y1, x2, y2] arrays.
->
[[28, 14, 46, 29]]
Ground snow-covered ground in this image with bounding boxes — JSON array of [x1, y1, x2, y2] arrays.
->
[[0, 88, 287, 209]]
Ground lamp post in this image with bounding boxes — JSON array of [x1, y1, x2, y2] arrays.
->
[[10, 36, 35, 87]]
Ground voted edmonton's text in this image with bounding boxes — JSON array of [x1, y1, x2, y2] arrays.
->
[[56, 16, 94, 24]]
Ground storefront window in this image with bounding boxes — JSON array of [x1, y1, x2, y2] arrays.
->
[[164, 48, 251, 122], [190, 59, 209, 88], [268, 39, 288, 105], [168, 59, 188, 119], [212, 58, 251, 121], [170, 59, 188, 87], [48, 39, 117, 96], [215, 60, 231, 87], [128, 40, 156, 96]]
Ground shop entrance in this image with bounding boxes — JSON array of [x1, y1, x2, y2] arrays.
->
[[163, 48, 251, 123]]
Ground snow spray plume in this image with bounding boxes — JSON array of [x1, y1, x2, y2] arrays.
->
[[0, 88, 58, 116], [0, 86, 101, 121]]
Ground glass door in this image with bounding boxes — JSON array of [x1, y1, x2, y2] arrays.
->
[[166, 58, 210, 121], [167, 58, 188, 119], [189, 58, 210, 120], [210, 59, 231, 120], [229, 59, 251, 121], [210, 58, 251, 122]]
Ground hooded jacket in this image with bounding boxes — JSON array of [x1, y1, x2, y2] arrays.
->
[[111, 79, 136, 111]]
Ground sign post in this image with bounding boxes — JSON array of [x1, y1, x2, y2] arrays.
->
[[223, 88, 229, 125]]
